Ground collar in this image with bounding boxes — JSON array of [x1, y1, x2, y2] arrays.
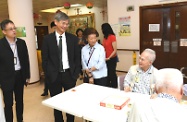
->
[[137, 65, 153, 74], [86, 42, 99, 49], [6, 37, 17, 45], [157, 93, 178, 103], [55, 31, 65, 38]]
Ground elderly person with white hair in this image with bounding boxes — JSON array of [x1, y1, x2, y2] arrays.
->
[[124, 48, 158, 95], [127, 68, 186, 122]]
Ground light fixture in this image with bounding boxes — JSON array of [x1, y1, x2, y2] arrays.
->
[[40, 4, 83, 13], [86, 2, 93, 9]]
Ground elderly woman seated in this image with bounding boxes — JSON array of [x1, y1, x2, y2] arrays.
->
[[124, 48, 158, 95]]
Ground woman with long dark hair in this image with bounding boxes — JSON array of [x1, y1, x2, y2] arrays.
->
[[101, 23, 118, 88]]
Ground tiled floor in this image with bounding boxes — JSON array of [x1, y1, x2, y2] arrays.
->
[[20, 79, 84, 122], [10, 72, 126, 122]]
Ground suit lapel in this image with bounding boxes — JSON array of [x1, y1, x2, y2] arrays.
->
[[51, 32, 59, 54], [65, 33, 72, 56], [16, 39, 22, 59], [2, 37, 13, 54]]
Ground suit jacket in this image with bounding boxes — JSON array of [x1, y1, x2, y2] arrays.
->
[[0, 37, 30, 91], [41, 32, 81, 83]]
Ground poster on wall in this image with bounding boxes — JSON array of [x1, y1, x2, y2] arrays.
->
[[16, 27, 26, 37], [118, 16, 131, 36], [111, 24, 120, 37]]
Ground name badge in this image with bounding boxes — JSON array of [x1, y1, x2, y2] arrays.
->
[[134, 76, 139, 83], [14, 57, 17, 65]]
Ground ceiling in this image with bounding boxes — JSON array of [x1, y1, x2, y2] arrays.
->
[[0, 0, 107, 18]]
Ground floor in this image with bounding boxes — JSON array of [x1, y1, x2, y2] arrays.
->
[[18, 78, 84, 122], [11, 72, 126, 122]]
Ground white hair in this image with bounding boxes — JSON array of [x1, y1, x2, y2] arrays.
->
[[143, 48, 156, 63], [155, 68, 183, 93]]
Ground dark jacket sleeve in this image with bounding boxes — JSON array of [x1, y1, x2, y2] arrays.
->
[[23, 41, 30, 79], [41, 35, 48, 75], [73, 36, 81, 79]]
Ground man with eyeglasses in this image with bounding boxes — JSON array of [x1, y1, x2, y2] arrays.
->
[[41, 12, 81, 122], [124, 48, 158, 95], [0, 19, 30, 122]]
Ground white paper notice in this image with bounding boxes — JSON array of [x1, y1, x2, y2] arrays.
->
[[180, 39, 187, 46], [153, 38, 162, 46], [149, 24, 160, 32]]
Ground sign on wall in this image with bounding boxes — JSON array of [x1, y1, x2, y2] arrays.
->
[[118, 16, 131, 36]]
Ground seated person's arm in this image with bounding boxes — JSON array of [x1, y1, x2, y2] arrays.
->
[[124, 69, 133, 92]]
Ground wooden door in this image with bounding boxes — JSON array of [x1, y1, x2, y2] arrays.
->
[[35, 26, 48, 50], [169, 5, 187, 69], [140, 2, 187, 71]]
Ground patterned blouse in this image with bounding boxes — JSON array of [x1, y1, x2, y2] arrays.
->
[[124, 65, 158, 95], [157, 93, 178, 103]]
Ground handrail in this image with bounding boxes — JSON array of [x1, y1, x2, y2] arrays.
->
[[117, 49, 139, 51]]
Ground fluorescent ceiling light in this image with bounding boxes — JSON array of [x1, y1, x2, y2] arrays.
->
[[40, 4, 83, 13]]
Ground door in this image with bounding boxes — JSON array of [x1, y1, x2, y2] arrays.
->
[[140, 7, 171, 69], [35, 26, 48, 50], [140, 2, 187, 83], [140, 3, 187, 69]]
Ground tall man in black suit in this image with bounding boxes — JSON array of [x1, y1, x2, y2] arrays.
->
[[42, 12, 81, 122], [0, 19, 30, 122]]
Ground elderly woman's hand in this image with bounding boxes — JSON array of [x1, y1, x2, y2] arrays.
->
[[150, 94, 158, 99], [89, 77, 94, 84]]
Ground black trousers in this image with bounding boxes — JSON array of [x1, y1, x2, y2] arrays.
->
[[2, 70, 24, 122], [94, 77, 108, 87], [48, 70, 76, 122], [43, 78, 49, 93], [83, 76, 107, 87], [106, 56, 118, 88]]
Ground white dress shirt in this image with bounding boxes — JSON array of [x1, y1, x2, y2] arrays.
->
[[55, 32, 69, 69], [7, 37, 21, 71]]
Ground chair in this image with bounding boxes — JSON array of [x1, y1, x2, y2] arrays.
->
[[117, 74, 126, 90]]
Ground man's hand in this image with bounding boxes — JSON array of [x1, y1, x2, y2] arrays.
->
[[25, 79, 30, 86]]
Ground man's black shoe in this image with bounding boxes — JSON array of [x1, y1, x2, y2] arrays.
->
[[41, 92, 48, 96]]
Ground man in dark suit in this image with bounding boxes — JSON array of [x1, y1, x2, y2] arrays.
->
[[42, 12, 81, 122], [0, 19, 30, 122]]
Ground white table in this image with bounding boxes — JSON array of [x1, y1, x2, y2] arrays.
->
[[42, 83, 150, 122]]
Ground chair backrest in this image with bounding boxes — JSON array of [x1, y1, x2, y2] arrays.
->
[[117, 74, 126, 90]]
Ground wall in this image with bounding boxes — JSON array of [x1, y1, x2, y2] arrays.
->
[[108, 0, 187, 72], [34, 6, 108, 41]]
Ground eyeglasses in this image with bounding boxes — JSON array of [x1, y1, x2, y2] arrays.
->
[[5, 27, 17, 31], [60, 21, 69, 27]]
